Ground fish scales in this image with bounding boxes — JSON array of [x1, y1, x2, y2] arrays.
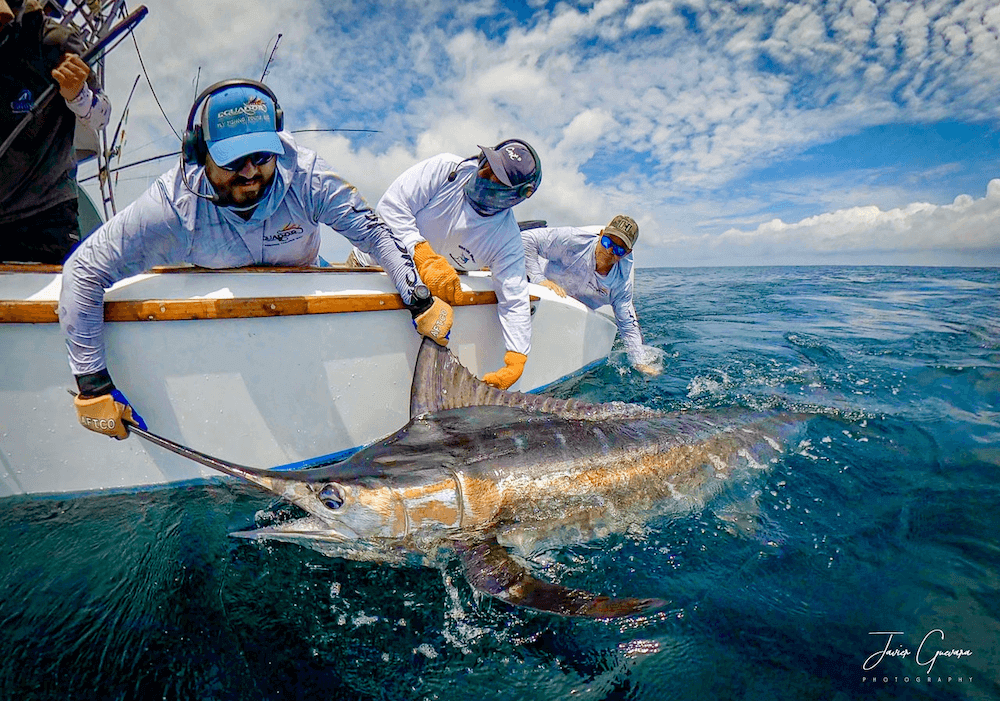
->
[[460, 414, 789, 530], [211, 339, 809, 618]]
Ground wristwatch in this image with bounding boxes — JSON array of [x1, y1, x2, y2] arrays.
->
[[407, 283, 433, 317], [413, 284, 430, 302]]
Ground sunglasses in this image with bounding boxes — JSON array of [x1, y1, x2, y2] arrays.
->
[[218, 152, 276, 172], [601, 235, 629, 257]]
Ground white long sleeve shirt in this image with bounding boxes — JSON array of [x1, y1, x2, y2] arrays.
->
[[59, 132, 422, 376], [521, 226, 644, 362], [66, 82, 112, 131], [371, 153, 531, 356]]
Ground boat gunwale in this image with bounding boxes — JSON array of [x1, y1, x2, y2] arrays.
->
[[0, 265, 535, 323], [0, 263, 379, 274]]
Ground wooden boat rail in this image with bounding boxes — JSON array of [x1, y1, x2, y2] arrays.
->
[[0, 265, 526, 324]]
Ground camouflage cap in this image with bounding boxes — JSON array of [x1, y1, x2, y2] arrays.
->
[[605, 215, 639, 250]]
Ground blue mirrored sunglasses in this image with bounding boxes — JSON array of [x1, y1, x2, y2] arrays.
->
[[219, 152, 276, 172], [601, 234, 629, 257]]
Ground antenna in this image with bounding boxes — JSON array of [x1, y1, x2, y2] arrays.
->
[[98, 73, 141, 217]]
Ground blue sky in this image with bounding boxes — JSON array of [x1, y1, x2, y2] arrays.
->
[[81, 0, 1000, 267]]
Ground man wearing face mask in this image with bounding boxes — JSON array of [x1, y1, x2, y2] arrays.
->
[[349, 140, 542, 389], [59, 79, 452, 440], [1, 0, 112, 262]]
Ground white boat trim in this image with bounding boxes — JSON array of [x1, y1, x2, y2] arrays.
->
[[1, 265, 618, 498]]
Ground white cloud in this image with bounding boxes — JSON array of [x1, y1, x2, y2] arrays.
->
[[713, 179, 1000, 257], [82, 0, 1000, 267]]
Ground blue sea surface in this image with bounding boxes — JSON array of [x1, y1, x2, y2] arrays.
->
[[2, 266, 998, 700]]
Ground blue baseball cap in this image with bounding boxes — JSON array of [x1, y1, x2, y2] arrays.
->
[[479, 140, 540, 188], [201, 85, 283, 166]]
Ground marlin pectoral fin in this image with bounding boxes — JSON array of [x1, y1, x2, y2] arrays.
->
[[456, 537, 668, 619]]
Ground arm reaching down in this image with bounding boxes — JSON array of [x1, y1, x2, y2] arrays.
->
[[482, 351, 527, 390]]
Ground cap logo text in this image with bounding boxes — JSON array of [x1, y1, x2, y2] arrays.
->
[[217, 96, 270, 120]]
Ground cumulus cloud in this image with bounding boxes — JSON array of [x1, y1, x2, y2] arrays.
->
[[671, 179, 1000, 265], [83, 0, 1000, 266]]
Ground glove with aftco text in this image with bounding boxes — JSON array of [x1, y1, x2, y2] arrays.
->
[[482, 351, 527, 390], [412, 296, 453, 346], [73, 369, 146, 440], [412, 241, 465, 305]]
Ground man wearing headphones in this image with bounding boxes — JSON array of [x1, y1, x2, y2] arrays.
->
[[60, 80, 452, 439], [349, 140, 541, 390]]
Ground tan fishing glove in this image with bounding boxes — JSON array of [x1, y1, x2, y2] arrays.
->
[[52, 53, 90, 101], [413, 241, 465, 305], [74, 391, 142, 440], [413, 296, 453, 346], [482, 351, 527, 390]]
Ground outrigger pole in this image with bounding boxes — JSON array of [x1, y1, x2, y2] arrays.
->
[[0, 4, 148, 161]]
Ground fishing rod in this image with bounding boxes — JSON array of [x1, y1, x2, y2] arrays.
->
[[0, 4, 149, 161], [260, 33, 282, 81], [78, 128, 381, 184]]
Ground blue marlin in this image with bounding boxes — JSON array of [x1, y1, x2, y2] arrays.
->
[[135, 339, 806, 618]]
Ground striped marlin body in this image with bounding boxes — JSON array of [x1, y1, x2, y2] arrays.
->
[[215, 339, 806, 618]]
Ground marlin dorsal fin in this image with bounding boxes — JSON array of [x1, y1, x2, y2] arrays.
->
[[409, 338, 659, 421]]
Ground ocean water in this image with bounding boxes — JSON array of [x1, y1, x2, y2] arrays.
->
[[2, 266, 998, 701]]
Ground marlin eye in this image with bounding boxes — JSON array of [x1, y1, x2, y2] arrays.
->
[[319, 484, 345, 510]]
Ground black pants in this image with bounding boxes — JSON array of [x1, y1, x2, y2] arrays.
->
[[0, 198, 81, 264]]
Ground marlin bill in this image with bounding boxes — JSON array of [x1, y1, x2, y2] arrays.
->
[[206, 339, 809, 619]]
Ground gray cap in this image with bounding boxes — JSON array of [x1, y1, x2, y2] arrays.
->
[[605, 215, 638, 250]]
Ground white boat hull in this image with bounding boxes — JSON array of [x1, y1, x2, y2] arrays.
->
[[0, 267, 617, 497]]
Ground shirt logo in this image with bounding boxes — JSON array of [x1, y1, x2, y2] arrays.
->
[[448, 244, 476, 268], [264, 223, 304, 246], [11, 89, 33, 114], [588, 280, 609, 297]]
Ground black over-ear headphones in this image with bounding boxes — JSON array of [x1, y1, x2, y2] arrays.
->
[[181, 79, 284, 166], [497, 138, 542, 199]]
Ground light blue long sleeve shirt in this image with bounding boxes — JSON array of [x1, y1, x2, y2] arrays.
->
[[521, 226, 644, 362], [59, 132, 422, 375]]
